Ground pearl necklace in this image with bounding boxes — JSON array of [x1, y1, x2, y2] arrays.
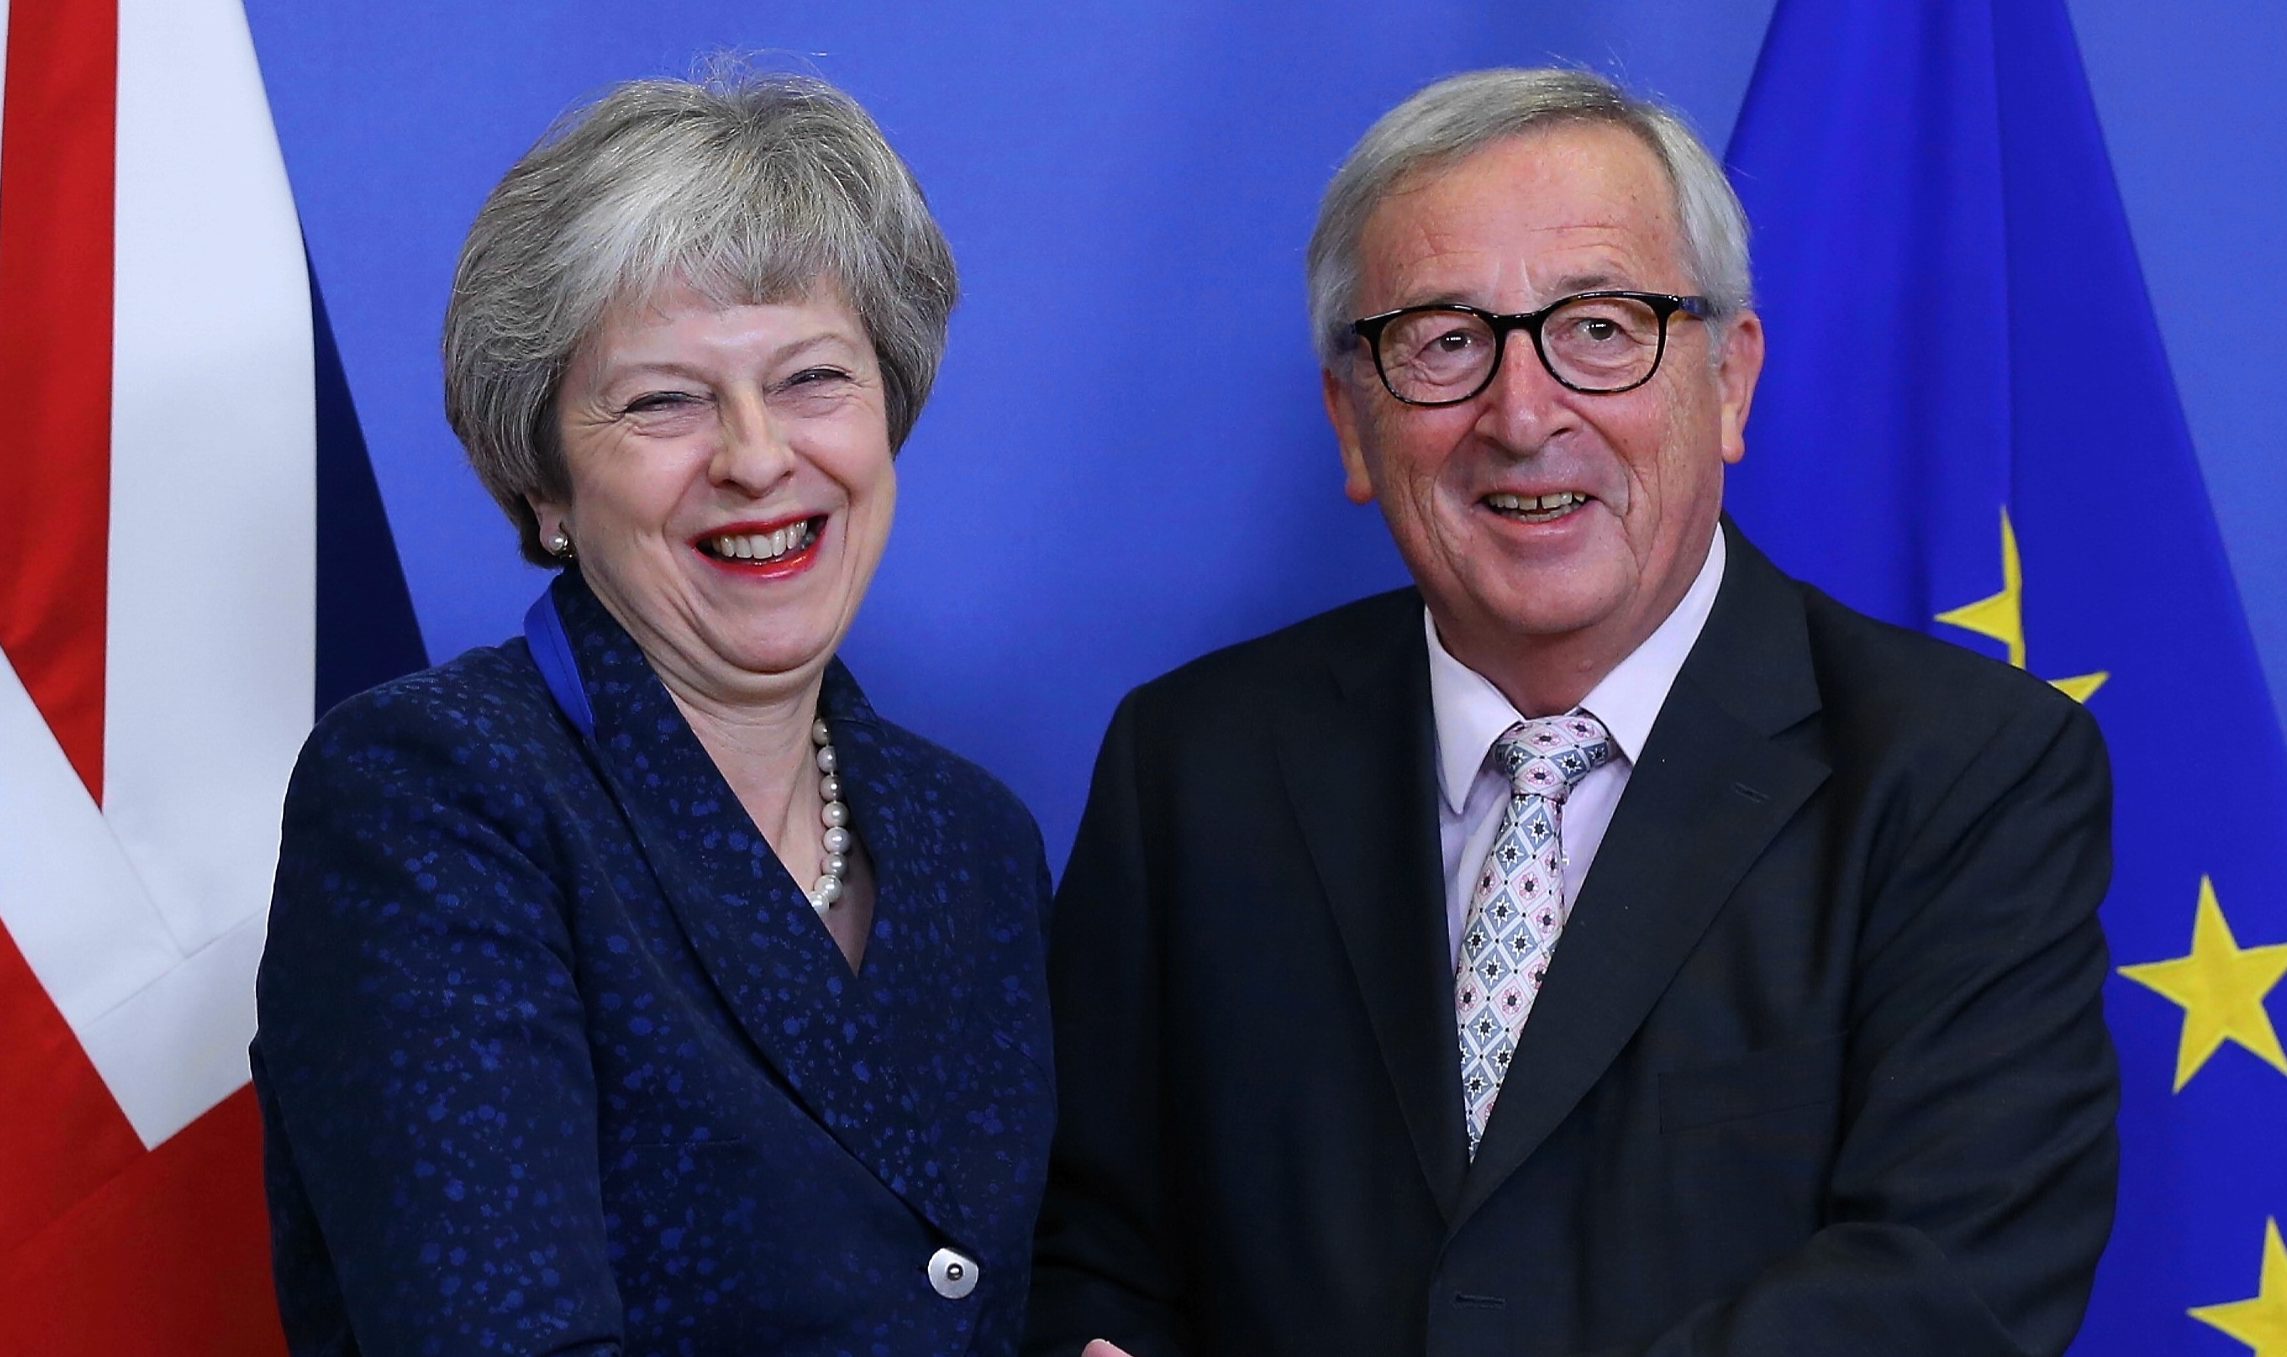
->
[[807, 717, 853, 914]]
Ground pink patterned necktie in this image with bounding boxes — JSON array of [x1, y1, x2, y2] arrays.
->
[[1455, 712, 1614, 1160]]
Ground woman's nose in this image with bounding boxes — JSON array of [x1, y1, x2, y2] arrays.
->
[[710, 390, 798, 493]]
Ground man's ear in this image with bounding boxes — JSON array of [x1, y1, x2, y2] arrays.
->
[[1714, 310, 1765, 467], [1323, 367, 1377, 505]]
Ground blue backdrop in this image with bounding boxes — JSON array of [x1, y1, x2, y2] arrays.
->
[[242, 0, 2287, 869], [239, 6, 2287, 1349]]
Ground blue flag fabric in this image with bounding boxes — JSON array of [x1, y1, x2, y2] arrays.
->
[[1725, 1, 2287, 1351], [311, 264, 426, 714]]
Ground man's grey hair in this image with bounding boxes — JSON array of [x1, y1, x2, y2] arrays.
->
[[1305, 67, 1753, 366], [444, 70, 958, 565]]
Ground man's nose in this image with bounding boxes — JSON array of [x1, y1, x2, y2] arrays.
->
[[1473, 330, 1578, 447], [711, 390, 798, 493]]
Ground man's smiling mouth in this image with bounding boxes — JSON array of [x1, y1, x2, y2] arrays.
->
[[1484, 490, 1591, 523]]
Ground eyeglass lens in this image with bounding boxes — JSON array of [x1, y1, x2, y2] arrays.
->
[[1377, 295, 1668, 401]]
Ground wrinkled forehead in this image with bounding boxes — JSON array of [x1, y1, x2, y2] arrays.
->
[[1359, 122, 1689, 301], [599, 254, 851, 327], [580, 267, 863, 346], [560, 271, 870, 385]]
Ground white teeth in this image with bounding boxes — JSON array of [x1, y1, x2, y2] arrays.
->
[[709, 520, 818, 562]]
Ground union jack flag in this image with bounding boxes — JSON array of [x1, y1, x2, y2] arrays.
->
[[0, 0, 420, 1347]]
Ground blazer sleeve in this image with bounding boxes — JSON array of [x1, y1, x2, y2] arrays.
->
[[1610, 695, 2119, 1357], [1026, 692, 1194, 1357], [254, 692, 624, 1356]]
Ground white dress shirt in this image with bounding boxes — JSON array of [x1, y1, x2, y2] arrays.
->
[[1428, 529, 1728, 967]]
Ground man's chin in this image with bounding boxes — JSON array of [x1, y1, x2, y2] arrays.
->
[[1434, 583, 1624, 660], [1471, 564, 1628, 640]]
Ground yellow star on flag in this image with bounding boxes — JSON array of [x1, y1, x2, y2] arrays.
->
[[1934, 506, 2109, 702], [2119, 875, 2287, 1092], [2191, 1218, 2287, 1356]]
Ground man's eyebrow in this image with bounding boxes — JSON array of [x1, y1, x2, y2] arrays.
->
[[1388, 273, 1634, 312]]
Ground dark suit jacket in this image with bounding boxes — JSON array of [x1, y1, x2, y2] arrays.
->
[[255, 571, 1056, 1356], [1026, 525, 2117, 1357]]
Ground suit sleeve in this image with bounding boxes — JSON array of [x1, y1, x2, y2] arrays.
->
[[1609, 695, 2119, 1357], [1025, 692, 1195, 1357], [253, 696, 623, 1356]]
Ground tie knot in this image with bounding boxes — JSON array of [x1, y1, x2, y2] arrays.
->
[[1491, 713, 1613, 803]]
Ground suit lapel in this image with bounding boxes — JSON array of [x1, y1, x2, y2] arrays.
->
[[543, 573, 968, 1238], [821, 679, 986, 1232], [1275, 591, 1471, 1219], [1453, 528, 1831, 1228]]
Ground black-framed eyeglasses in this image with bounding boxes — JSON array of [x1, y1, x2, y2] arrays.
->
[[1348, 290, 1712, 406]]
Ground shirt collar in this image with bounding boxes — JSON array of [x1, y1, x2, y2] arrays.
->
[[1426, 526, 1727, 814]]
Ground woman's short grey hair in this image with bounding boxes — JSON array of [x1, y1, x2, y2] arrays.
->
[[1305, 67, 1753, 366], [444, 70, 958, 565]]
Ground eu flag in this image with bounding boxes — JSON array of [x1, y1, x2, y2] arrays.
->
[[1725, 0, 2287, 1350]]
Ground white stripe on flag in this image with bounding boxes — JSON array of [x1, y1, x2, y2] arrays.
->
[[76, 911, 273, 1142], [0, 0, 12, 166], [0, 649, 184, 1032], [0, 646, 279, 1149], [99, 0, 314, 1144]]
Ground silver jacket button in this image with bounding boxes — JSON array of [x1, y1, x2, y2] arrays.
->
[[927, 1246, 979, 1299]]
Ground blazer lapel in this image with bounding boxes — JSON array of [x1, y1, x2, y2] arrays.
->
[[1453, 528, 1831, 1228], [817, 676, 987, 1235], [1274, 590, 1471, 1220], [542, 574, 966, 1238]]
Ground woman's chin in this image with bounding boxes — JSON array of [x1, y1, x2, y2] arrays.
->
[[706, 631, 844, 691]]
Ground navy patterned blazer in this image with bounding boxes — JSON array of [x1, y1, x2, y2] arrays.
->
[[253, 570, 1056, 1356]]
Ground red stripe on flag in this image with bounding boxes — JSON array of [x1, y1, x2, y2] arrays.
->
[[0, 0, 118, 800], [0, 923, 284, 1350], [0, 1087, 285, 1356], [0, 926, 144, 1258]]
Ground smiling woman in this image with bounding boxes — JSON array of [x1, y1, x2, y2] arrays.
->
[[249, 71, 1054, 1357], [542, 282, 901, 811]]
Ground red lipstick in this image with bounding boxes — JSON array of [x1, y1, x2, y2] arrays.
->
[[690, 513, 827, 580]]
